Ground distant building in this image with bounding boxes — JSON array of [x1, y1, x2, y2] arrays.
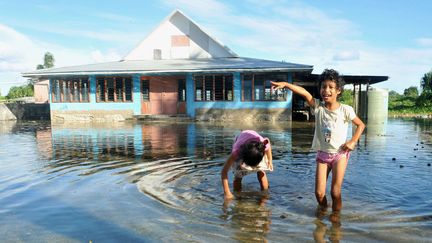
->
[[23, 10, 386, 122], [23, 10, 313, 122]]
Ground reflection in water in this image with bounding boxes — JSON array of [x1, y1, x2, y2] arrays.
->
[[0, 120, 16, 134], [222, 194, 271, 242], [1, 119, 432, 242], [314, 208, 342, 243]]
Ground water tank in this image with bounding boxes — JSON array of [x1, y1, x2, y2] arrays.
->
[[367, 87, 388, 135]]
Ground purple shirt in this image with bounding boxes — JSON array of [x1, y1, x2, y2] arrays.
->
[[232, 130, 270, 156]]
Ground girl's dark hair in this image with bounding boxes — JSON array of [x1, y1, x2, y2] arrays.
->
[[239, 141, 265, 167], [319, 69, 345, 98]]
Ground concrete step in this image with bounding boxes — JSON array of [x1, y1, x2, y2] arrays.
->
[[133, 114, 193, 122]]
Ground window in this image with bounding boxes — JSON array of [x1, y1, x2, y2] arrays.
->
[[214, 76, 223, 100], [242, 73, 288, 101], [224, 75, 233, 101], [195, 76, 204, 101], [153, 49, 162, 60], [97, 77, 133, 102], [243, 75, 252, 101], [205, 76, 213, 101], [141, 79, 149, 101], [194, 74, 233, 101], [178, 79, 186, 101], [51, 77, 90, 103]]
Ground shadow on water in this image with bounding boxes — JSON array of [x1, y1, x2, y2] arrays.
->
[[0, 119, 432, 242]]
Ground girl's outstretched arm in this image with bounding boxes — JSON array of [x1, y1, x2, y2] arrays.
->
[[271, 81, 315, 107], [221, 153, 237, 200], [341, 117, 365, 151]]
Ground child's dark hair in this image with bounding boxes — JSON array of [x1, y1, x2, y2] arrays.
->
[[239, 141, 265, 167], [319, 69, 345, 98]]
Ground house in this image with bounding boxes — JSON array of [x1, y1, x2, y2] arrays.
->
[[24, 10, 388, 123], [22, 10, 314, 122]]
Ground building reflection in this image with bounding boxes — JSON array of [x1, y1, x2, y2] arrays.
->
[[0, 121, 16, 134], [36, 123, 245, 164], [35, 128, 53, 159]]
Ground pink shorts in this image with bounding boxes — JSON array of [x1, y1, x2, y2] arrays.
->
[[316, 150, 350, 167]]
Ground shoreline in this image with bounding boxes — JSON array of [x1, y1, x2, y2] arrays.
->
[[389, 113, 432, 119]]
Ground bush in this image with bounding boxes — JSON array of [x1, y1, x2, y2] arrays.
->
[[6, 84, 34, 99], [339, 89, 353, 106]]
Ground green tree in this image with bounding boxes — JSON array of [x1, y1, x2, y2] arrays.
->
[[31, 52, 55, 85], [36, 52, 55, 70], [420, 70, 432, 93], [403, 86, 419, 98], [6, 84, 34, 99], [416, 70, 432, 107], [339, 89, 353, 106]]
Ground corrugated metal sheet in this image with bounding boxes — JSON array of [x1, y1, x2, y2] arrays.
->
[[22, 57, 313, 78]]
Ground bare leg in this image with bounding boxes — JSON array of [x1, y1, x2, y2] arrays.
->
[[315, 161, 331, 208], [331, 156, 348, 211], [233, 177, 242, 192], [257, 171, 269, 190]]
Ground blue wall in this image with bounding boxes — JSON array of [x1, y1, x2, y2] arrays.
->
[[50, 72, 293, 118], [50, 75, 141, 115], [186, 72, 293, 117]]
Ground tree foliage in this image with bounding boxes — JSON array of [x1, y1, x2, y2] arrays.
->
[[420, 70, 432, 93], [403, 86, 419, 98], [6, 84, 34, 99], [388, 70, 432, 114], [416, 70, 432, 107], [30, 52, 56, 85], [339, 89, 353, 106], [36, 52, 55, 70]]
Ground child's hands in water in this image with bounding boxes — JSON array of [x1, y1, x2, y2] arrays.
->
[[267, 160, 273, 171]]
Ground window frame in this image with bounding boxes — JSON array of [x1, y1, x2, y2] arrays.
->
[[96, 76, 133, 103], [241, 73, 288, 102], [178, 79, 186, 102], [51, 77, 90, 103], [141, 79, 150, 101], [193, 74, 234, 102]]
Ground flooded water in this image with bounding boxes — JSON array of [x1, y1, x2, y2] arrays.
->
[[0, 119, 431, 242]]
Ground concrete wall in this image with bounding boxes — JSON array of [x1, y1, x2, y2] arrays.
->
[[195, 108, 292, 122], [51, 109, 133, 123], [34, 80, 49, 103], [0, 103, 17, 121], [1, 103, 50, 120]]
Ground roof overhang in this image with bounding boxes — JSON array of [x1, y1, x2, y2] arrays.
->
[[293, 73, 389, 86], [22, 57, 313, 79]]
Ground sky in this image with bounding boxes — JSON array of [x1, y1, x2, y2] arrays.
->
[[1, 0, 432, 95]]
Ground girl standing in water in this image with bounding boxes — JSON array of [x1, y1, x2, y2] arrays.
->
[[271, 69, 365, 211]]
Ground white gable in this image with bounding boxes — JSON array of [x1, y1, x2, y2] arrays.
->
[[123, 10, 237, 60]]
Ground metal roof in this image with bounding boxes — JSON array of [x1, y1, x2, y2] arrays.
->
[[294, 73, 389, 85], [22, 57, 313, 78]]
